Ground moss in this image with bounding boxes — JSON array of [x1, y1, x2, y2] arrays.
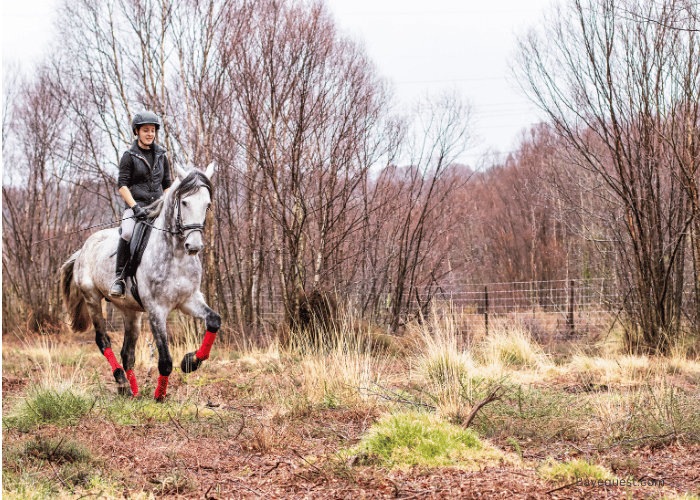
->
[[351, 411, 510, 468]]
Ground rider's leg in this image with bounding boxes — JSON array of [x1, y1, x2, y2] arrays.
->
[[109, 209, 134, 298]]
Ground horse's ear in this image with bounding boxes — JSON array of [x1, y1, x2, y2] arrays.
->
[[176, 164, 189, 180], [204, 162, 216, 179]]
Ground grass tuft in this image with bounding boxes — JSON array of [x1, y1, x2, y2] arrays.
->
[[479, 321, 551, 369], [4, 437, 93, 467], [538, 458, 613, 483], [351, 411, 508, 468], [3, 384, 94, 431]]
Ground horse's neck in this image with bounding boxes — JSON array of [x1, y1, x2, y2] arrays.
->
[[151, 197, 178, 257]]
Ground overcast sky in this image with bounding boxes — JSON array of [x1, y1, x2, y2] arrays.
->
[[3, 0, 552, 166]]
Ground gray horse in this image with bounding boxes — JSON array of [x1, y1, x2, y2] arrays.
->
[[60, 163, 220, 400]]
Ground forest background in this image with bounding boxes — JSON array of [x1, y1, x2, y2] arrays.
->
[[2, 0, 699, 354]]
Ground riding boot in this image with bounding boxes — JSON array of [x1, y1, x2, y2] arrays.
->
[[109, 238, 130, 298]]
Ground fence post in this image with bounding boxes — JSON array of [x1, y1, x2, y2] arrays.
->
[[484, 285, 489, 335], [567, 279, 575, 334]]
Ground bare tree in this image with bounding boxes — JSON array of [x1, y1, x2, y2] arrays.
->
[[378, 91, 475, 330], [223, 0, 394, 325], [2, 68, 90, 330], [515, 0, 699, 352]]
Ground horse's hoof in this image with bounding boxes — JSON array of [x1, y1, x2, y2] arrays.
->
[[181, 352, 202, 373], [114, 368, 134, 397], [117, 386, 133, 397]]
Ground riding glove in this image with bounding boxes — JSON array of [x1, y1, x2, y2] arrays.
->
[[131, 204, 148, 221]]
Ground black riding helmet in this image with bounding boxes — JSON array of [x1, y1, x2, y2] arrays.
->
[[131, 111, 161, 135]]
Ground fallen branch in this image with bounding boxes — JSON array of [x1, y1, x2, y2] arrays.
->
[[463, 386, 505, 428], [562, 440, 584, 454], [167, 412, 190, 442], [351, 383, 436, 411], [545, 481, 576, 495], [605, 432, 677, 450]]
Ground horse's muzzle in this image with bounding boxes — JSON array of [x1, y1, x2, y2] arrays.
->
[[184, 232, 204, 255]]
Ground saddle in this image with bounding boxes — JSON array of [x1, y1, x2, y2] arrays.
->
[[124, 218, 155, 308]]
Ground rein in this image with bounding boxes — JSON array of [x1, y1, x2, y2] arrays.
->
[[31, 216, 137, 246]]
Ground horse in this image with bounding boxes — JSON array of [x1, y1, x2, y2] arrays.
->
[[59, 163, 220, 400]]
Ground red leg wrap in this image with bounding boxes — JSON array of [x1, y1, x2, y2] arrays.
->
[[126, 370, 139, 397], [155, 375, 168, 401], [103, 348, 122, 373], [195, 331, 217, 361]]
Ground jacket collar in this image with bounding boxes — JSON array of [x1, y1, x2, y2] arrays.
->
[[129, 139, 165, 157]]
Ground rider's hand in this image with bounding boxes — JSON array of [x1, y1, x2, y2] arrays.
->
[[131, 204, 148, 221]]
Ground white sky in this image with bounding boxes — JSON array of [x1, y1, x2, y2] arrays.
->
[[2, 0, 552, 167]]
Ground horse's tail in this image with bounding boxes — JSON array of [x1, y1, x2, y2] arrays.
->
[[60, 251, 91, 333]]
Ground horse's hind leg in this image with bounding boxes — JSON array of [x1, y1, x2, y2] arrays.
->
[[149, 311, 173, 401], [178, 293, 221, 373], [121, 310, 143, 397], [85, 296, 132, 397]]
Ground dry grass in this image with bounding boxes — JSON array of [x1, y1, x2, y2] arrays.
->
[[3, 308, 700, 498], [477, 319, 553, 371], [278, 316, 394, 410]]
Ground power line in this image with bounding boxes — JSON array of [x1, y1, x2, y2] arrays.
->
[[396, 76, 507, 84], [338, 9, 543, 17]]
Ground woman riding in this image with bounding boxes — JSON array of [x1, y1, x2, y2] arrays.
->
[[110, 111, 172, 298]]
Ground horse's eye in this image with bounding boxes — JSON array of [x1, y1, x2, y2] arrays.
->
[[182, 200, 188, 207]]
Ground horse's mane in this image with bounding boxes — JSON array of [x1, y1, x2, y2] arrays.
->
[[143, 170, 213, 219]]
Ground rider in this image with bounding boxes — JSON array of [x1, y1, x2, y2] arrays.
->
[[109, 111, 172, 298]]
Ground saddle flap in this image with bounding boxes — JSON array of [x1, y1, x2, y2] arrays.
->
[[126, 220, 154, 278]]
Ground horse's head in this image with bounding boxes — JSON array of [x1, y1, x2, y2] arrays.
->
[[171, 162, 215, 255]]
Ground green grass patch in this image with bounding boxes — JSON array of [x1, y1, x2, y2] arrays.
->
[[3, 385, 94, 431], [538, 458, 613, 483], [351, 411, 509, 468], [98, 393, 219, 425], [2, 469, 56, 500]]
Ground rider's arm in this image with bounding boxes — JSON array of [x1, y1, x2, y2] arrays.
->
[[117, 152, 138, 208], [118, 186, 138, 209]]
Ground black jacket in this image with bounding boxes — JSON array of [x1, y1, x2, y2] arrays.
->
[[118, 140, 172, 207]]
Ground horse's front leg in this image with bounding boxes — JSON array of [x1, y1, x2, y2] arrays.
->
[[149, 309, 173, 401], [178, 292, 221, 373]]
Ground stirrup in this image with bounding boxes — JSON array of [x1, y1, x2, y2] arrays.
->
[[109, 278, 126, 298]]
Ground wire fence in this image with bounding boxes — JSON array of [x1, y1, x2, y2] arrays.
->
[[104, 277, 696, 339]]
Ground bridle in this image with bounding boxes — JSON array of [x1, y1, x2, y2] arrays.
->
[[173, 196, 207, 238], [160, 173, 212, 238]]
